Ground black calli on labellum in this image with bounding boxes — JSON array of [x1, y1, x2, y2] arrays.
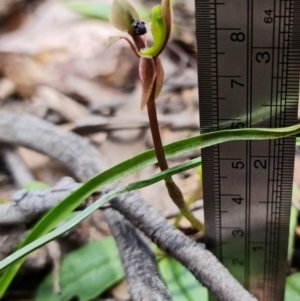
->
[[127, 10, 147, 35], [132, 20, 147, 35]]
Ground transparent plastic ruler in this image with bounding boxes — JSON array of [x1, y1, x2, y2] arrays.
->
[[195, 0, 300, 300]]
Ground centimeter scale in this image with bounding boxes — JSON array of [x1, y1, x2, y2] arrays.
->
[[195, 0, 300, 300]]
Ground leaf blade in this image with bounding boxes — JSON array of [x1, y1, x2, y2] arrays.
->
[[285, 272, 300, 301], [159, 257, 208, 301], [35, 237, 124, 301], [1, 124, 300, 295]]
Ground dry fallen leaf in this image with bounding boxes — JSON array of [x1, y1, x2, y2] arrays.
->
[[34, 86, 89, 122], [0, 52, 47, 97], [0, 77, 15, 101]]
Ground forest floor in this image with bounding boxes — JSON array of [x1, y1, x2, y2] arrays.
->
[[0, 0, 299, 300]]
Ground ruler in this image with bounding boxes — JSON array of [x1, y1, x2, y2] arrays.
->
[[195, 0, 300, 300]]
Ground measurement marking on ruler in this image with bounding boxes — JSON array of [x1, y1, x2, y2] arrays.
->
[[218, 118, 241, 121], [221, 227, 242, 229], [197, 0, 300, 299], [252, 46, 290, 49], [220, 194, 241, 196], [217, 75, 241, 78], [260, 201, 282, 204], [219, 158, 242, 160], [216, 28, 242, 30], [223, 257, 244, 259]]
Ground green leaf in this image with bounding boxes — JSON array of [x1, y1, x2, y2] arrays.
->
[[285, 272, 300, 301], [1, 123, 300, 296], [0, 157, 202, 272], [65, 1, 150, 21], [159, 257, 208, 301], [35, 237, 124, 301], [65, 2, 111, 20]]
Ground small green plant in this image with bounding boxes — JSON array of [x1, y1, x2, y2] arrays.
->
[[108, 0, 203, 231]]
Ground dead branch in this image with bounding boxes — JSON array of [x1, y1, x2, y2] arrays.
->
[[105, 209, 172, 301], [0, 177, 81, 225], [0, 225, 25, 260], [3, 147, 34, 187]]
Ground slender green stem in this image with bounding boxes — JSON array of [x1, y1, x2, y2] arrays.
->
[[174, 167, 203, 227], [173, 183, 202, 227], [146, 87, 204, 232]]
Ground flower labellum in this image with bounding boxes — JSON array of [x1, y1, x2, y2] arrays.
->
[[139, 5, 166, 58], [140, 0, 172, 58]]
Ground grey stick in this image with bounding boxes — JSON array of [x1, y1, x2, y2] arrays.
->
[[3, 148, 34, 187], [104, 208, 172, 301], [0, 110, 169, 301], [0, 177, 81, 225], [111, 192, 257, 301]]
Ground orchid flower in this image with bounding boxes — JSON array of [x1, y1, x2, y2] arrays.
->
[[108, 0, 172, 109]]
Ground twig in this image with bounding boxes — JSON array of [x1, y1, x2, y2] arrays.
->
[[0, 111, 106, 181], [104, 209, 172, 301], [0, 177, 81, 225], [45, 241, 62, 294], [3, 147, 34, 187], [0, 226, 25, 261]]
